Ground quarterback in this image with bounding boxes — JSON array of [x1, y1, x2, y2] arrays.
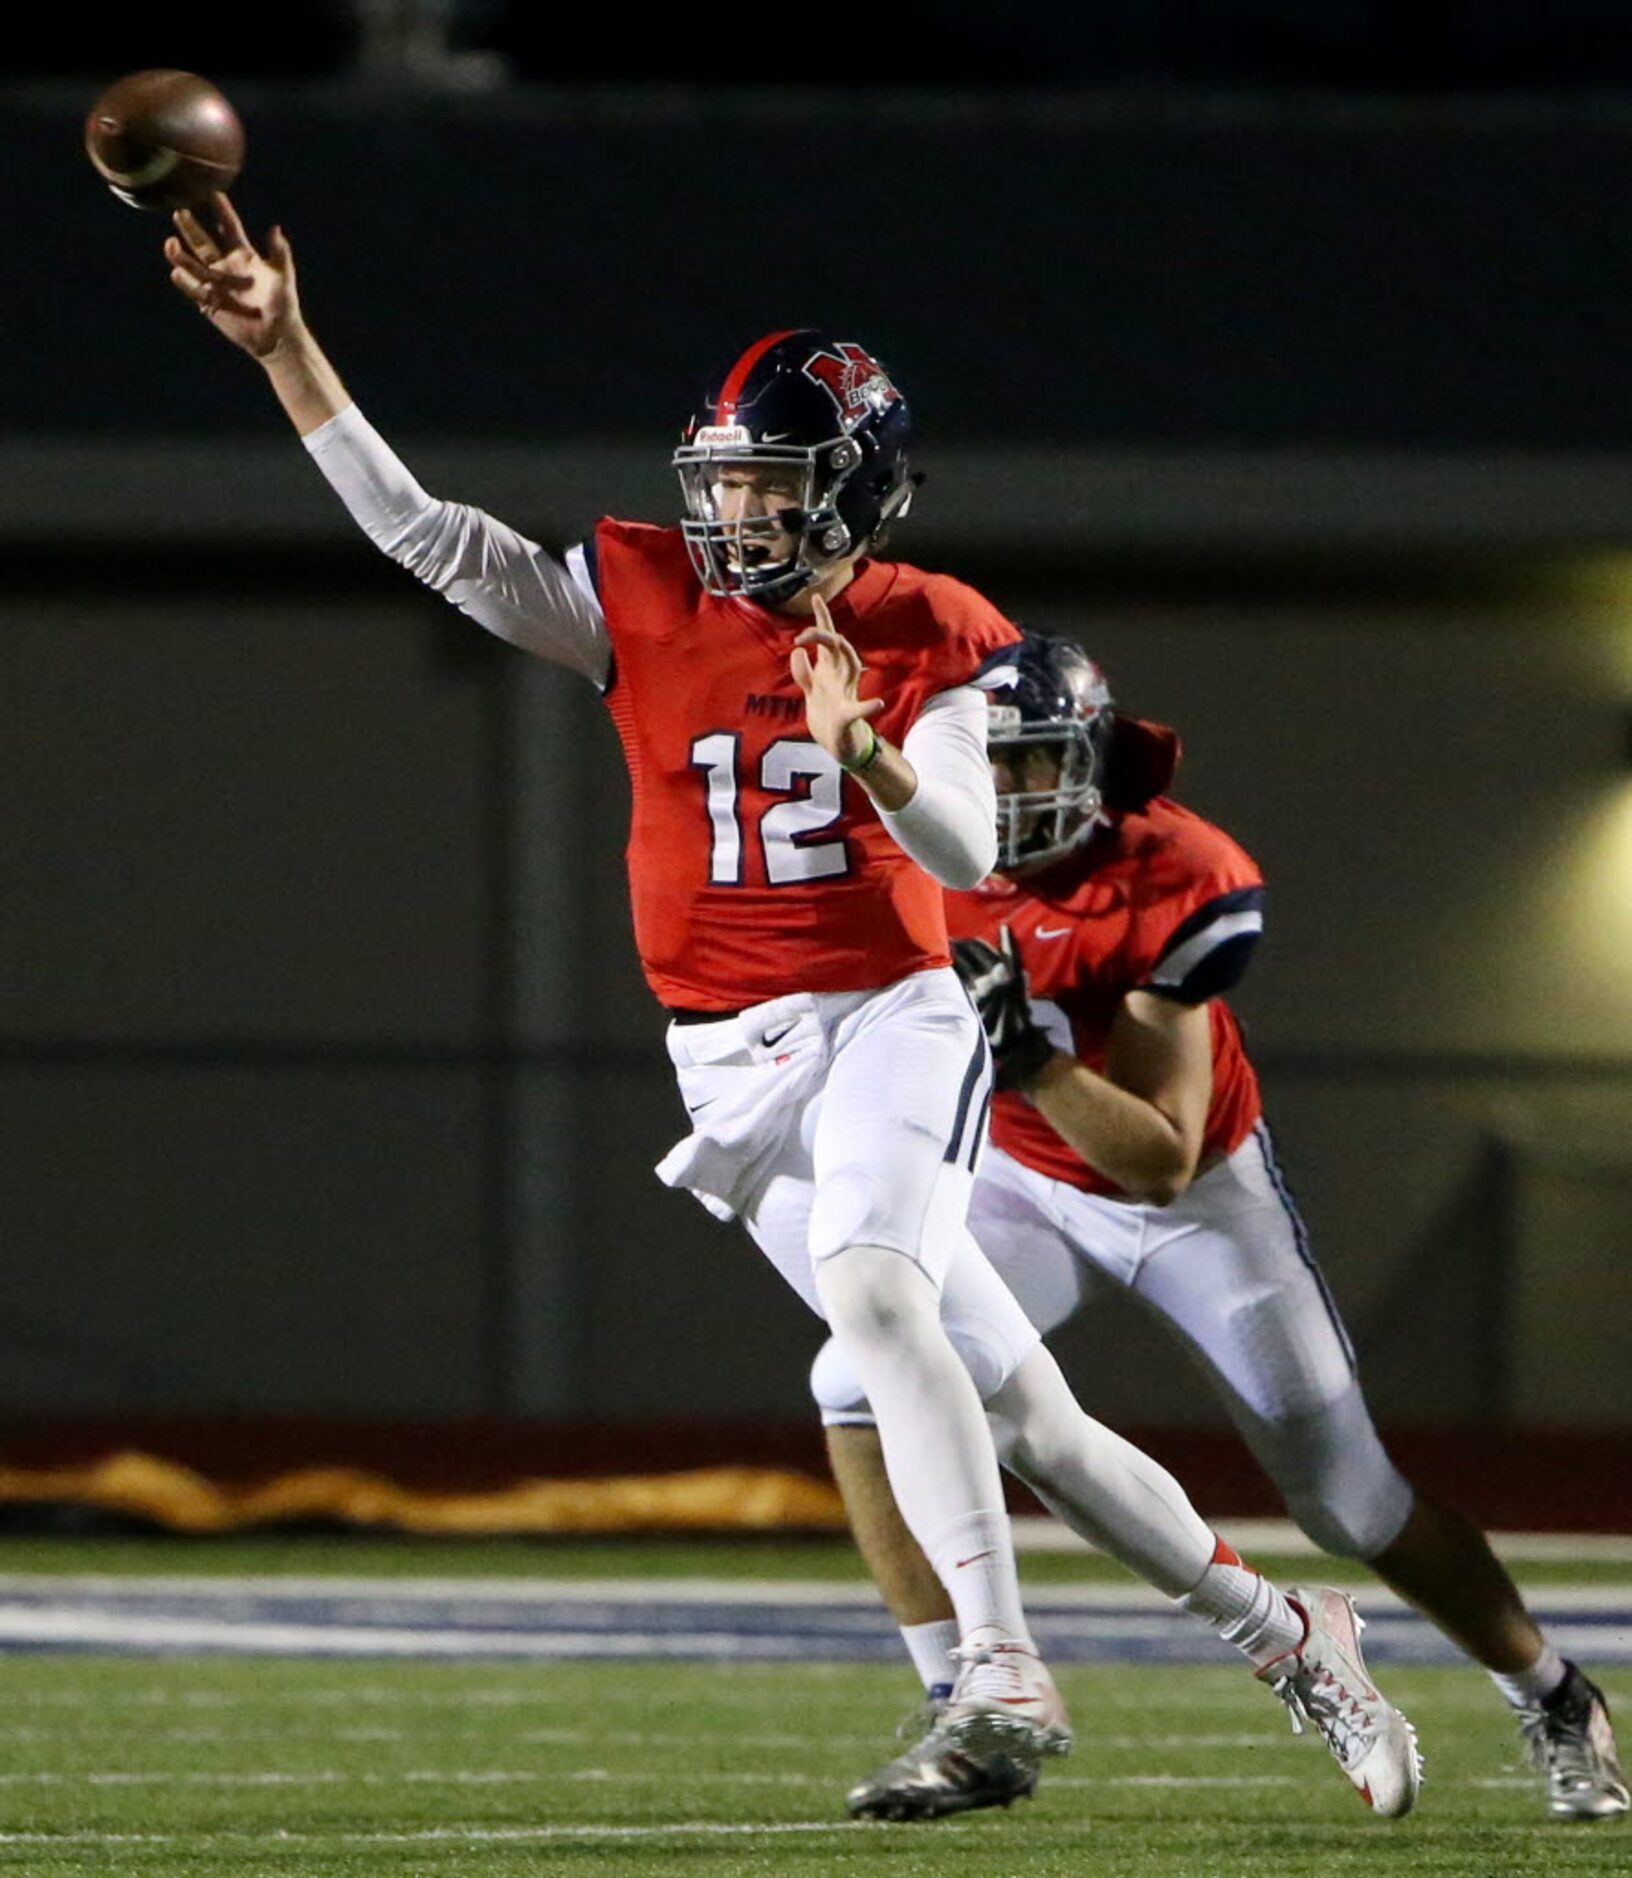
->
[[164, 199, 1419, 1812], [816, 632, 1628, 1824]]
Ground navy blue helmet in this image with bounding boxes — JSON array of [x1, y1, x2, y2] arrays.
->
[[674, 329, 915, 606], [984, 633, 1181, 868], [985, 635, 1116, 868]]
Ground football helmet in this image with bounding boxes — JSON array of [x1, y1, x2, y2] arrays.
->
[[674, 329, 915, 606], [987, 634, 1115, 869]]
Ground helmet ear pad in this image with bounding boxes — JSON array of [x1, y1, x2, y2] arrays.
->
[[829, 399, 915, 553]]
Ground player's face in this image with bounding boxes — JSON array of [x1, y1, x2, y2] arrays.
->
[[990, 743, 1064, 804], [711, 462, 806, 572], [990, 740, 1071, 874]]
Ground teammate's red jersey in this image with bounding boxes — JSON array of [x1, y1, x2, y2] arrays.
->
[[590, 520, 1020, 1010], [945, 797, 1266, 1198]]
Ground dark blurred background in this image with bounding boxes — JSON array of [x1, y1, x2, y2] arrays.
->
[[3, 3, 1631, 1520]]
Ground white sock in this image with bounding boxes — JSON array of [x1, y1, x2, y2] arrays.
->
[[814, 1247, 1029, 1647], [925, 1509, 1033, 1648], [1177, 1538, 1306, 1669], [1490, 1645, 1568, 1710], [902, 1618, 959, 1694]]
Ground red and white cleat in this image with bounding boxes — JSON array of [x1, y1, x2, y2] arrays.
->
[[1258, 1585, 1423, 1818], [937, 1639, 1073, 1771]]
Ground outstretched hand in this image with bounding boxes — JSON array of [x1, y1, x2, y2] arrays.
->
[[165, 192, 302, 360], [790, 594, 886, 770]]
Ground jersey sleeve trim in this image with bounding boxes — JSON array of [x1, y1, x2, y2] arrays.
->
[[1142, 884, 1265, 1004], [972, 642, 1023, 690], [567, 536, 616, 695], [566, 537, 600, 605]]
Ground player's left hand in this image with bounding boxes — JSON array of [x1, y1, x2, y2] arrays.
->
[[952, 926, 1057, 1092], [790, 595, 886, 768]]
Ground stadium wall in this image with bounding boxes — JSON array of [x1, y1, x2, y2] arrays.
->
[[4, 87, 1631, 1447]]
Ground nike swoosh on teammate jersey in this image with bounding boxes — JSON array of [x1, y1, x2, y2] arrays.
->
[[762, 1020, 798, 1048], [1034, 925, 1072, 940]]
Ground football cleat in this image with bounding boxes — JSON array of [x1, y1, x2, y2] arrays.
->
[[845, 1691, 1039, 1822], [1517, 1662, 1630, 1821], [1258, 1584, 1423, 1819], [936, 1638, 1073, 1768]]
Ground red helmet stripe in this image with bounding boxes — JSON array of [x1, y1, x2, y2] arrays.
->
[[713, 328, 803, 421]]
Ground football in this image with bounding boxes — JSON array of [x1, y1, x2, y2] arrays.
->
[[84, 69, 244, 211]]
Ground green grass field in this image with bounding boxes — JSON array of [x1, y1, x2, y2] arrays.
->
[[2, 1531, 1628, 1586], [0, 1537, 1626, 1876]]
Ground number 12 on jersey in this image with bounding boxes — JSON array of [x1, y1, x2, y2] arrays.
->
[[690, 733, 852, 886]]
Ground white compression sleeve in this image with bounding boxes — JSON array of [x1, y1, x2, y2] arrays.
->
[[814, 1246, 1030, 1646], [881, 686, 999, 889], [985, 1344, 1217, 1597], [303, 405, 613, 687]]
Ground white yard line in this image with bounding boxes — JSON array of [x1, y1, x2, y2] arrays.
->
[[0, 1823, 894, 1846], [0, 1752, 1311, 1786], [0, 1771, 1558, 1854], [0, 1770, 1550, 1814]]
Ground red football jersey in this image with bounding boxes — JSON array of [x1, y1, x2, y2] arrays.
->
[[590, 519, 1021, 1010], [945, 798, 1266, 1197]]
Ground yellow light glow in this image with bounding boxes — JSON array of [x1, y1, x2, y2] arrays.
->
[[1538, 781, 1632, 977]]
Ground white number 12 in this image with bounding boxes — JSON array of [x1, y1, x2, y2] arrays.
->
[[690, 734, 851, 886]]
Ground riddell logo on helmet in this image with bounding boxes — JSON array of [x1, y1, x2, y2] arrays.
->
[[802, 343, 900, 427]]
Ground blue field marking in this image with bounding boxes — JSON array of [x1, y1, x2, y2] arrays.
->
[[0, 1575, 1627, 1664]]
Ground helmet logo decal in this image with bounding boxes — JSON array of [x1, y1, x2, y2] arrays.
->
[[691, 423, 753, 447], [802, 343, 901, 429]]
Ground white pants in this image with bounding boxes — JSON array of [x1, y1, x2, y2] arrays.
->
[[972, 1127, 1356, 1420], [814, 1122, 1415, 1560], [660, 969, 1051, 1616], [657, 968, 1030, 1336]]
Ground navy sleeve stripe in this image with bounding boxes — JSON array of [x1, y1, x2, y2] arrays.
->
[[562, 536, 613, 694], [1144, 930, 1261, 1005], [562, 533, 603, 605], [1143, 885, 1265, 1003], [1158, 884, 1265, 960], [971, 643, 1022, 690]]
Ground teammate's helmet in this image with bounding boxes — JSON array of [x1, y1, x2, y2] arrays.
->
[[674, 329, 915, 606], [987, 634, 1115, 869]]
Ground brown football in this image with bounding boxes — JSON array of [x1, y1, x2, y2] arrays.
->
[[84, 69, 244, 212]]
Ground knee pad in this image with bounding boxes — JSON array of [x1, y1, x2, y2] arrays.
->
[[808, 1165, 900, 1264], [809, 1336, 873, 1427], [1246, 1382, 1415, 1559], [807, 1315, 1023, 1428]]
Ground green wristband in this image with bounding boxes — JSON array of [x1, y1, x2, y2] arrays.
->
[[840, 726, 884, 775]]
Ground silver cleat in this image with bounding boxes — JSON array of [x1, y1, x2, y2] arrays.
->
[[845, 1692, 1040, 1821], [1518, 1662, 1630, 1822]]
